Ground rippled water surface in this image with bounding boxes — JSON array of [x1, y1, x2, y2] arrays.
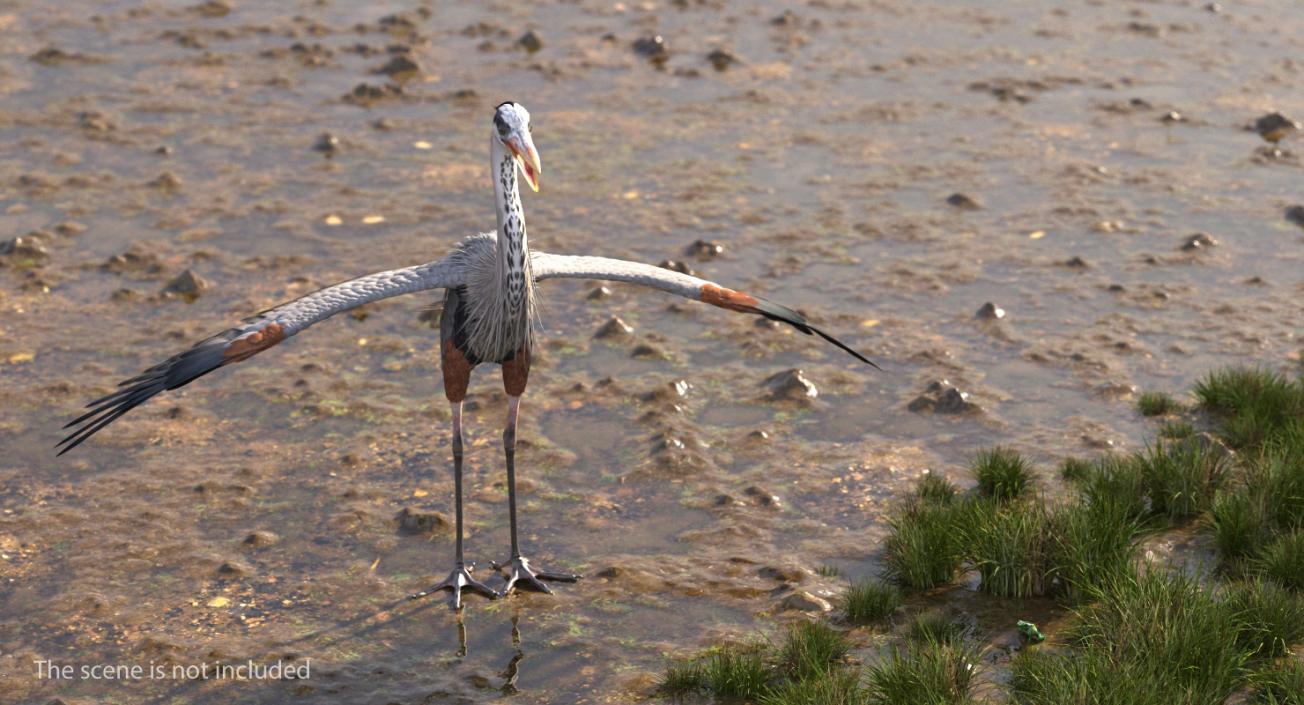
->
[[2, 0, 1302, 702]]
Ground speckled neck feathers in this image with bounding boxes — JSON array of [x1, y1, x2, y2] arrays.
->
[[458, 134, 536, 363]]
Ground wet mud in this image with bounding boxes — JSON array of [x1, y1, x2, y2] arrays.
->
[[1, 0, 1302, 702]]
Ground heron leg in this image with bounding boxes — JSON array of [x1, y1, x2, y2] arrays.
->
[[497, 393, 581, 595], [410, 400, 498, 608]]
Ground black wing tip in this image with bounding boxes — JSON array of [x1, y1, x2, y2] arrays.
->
[[55, 339, 233, 457], [752, 299, 881, 370]]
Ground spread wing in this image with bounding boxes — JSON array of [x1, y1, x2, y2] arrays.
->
[[58, 257, 466, 455], [531, 252, 879, 368]]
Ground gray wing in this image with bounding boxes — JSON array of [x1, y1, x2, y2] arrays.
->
[[58, 257, 465, 455], [531, 252, 879, 368]]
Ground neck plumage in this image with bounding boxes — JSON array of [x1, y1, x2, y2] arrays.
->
[[491, 135, 531, 320]]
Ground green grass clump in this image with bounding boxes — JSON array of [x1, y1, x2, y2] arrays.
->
[[842, 578, 902, 626], [1255, 529, 1304, 590], [759, 668, 867, 705], [916, 472, 957, 505], [865, 639, 975, 705], [702, 648, 771, 699], [1137, 391, 1183, 416], [1260, 446, 1304, 530], [1058, 457, 1094, 482], [963, 499, 1054, 597], [884, 502, 965, 591], [1194, 367, 1304, 450], [1011, 648, 1169, 704], [1159, 420, 1196, 439], [1252, 660, 1304, 705], [1210, 489, 1270, 565], [658, 660, 706, 696], [906, 610, 967, 646], [780, 621, 850, 682], [659, 646, 770, 699], [971, 446, 1033, 501], [1137, 439, 1225, 520], [1078, 455, 1149, 522], [1222, 579, 1304, 658], [1048, 499, 1141, 600], [1066, 569, 1253, 702]]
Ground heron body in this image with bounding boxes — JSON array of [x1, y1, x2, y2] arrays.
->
[[59, 102, 877, 609]]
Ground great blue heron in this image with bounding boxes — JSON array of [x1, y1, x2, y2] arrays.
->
[[59, 102, 878, 608]]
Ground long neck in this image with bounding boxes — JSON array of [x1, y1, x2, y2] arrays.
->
[[491, 136, 530, 319]]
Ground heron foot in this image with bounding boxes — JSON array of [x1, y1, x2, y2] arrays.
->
[[409, 563, 499, 609], [495, 555, 581, 596]]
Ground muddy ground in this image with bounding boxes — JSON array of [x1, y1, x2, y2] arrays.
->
[[1, 0, 1302, 703]]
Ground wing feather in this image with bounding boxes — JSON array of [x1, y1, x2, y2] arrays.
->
[[532, 252, 879, 368], [57, 255, 466, 455]]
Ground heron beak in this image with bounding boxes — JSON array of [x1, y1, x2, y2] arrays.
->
[[507, 132, 541, 192]]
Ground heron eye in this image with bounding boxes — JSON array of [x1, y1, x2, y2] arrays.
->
[[494, 114, 510, 137]]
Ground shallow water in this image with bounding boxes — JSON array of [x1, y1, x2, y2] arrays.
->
[[2, 0, 1302, 702]]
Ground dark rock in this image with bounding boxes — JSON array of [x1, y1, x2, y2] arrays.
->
[[1254, 112, 1300, 143], [744, 485, 782, 508], [658, 259, 694, 275], [630, 343, 664, 359], [975, 302, 1005, 320], [313, 132, 339, 155], [759, 565, 807, 583], [162, 269, 207, 300], [30, 47, 95, 65], [772, 10, 799, 25], [155, 145, 173, 155], [148, 171, 183, 190], [632, 35, 668, 61], [217, 560, 250, 576], [344, 82, 403, 105], [686, 239, 724, 260], [102, 247, 163, 275], [192, 0, 233, 18], [1181, 232, 1217, 251], [242, 530, 279, 547], [0, 235, 49, 262], [643, 379, 691, 404], [396, 507, 449, 535], [587, 285, 612, 300], [1161, 111, 1184, 123], [1063, 256, 1090, 268], [765, 368, 817, 401], [1285, 205, 1304, 227], [706, 49, 737, 71], [78, 111, 113, 132], [374, 55, 420, 77], [594, 316, 633, 339], [780, 591, 832, 612], [517, 30, 543, 53], [908, 380, 978, 415], [946, 192, 982, 210], [54, 221, 86, 237]]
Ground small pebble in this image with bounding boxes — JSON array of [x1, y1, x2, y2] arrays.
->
[[946, 192, 983, 210], [975, 302, 1005, 320], [1180, 232, 1217, 251], [594, 316, 633, 339], [1254, 112, 1300, 143], [632, 35, 668, 60], [706, 49, 737, 71], [517, 30, 543, 53], [313, 132, 339, 155]]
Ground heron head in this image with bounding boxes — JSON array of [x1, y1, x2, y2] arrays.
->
[[494, 101, 540, 192]]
